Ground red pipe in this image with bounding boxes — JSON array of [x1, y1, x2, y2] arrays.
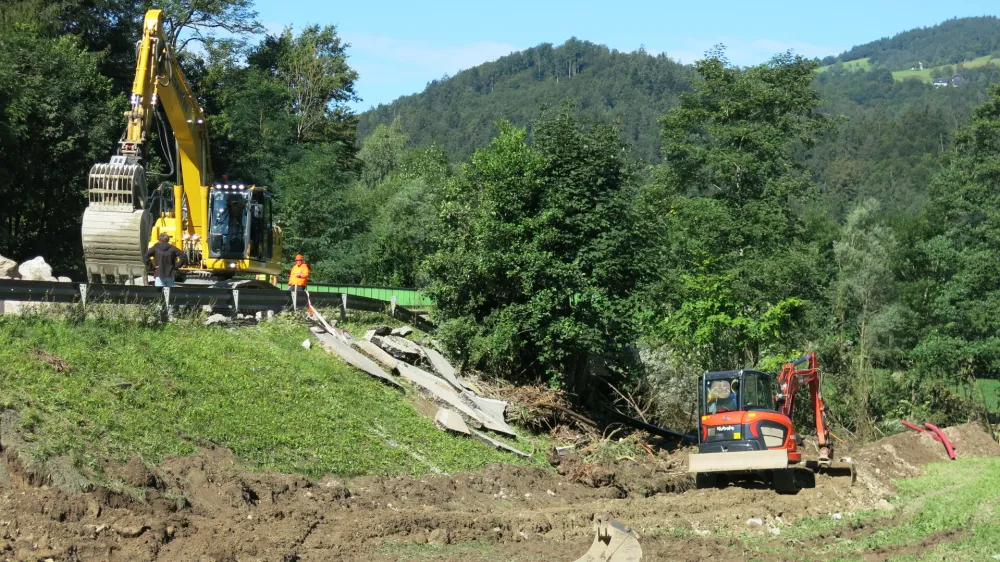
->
[[923, 423, 956, 460], [901, 420, 956, 460]]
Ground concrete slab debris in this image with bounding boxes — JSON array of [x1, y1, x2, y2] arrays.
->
[[472, 396, 507, 421], [372, 335, 423, 364], [470, 428, 530, 458], [352, 339, 400, 371], [395, 362, 515, 437], [434, 408, 471, 435], [312, 331, 403, 390], [364, 330, 377, 341], [391, 325, 413, 337], [370, 325, 392, 336]]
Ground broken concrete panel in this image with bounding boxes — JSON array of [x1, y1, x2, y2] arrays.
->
[[370, 325, 392, 336], [420, 345, 463, 387], [471, 396, 507, 421], [204, 314, 230, 326], [352, 339, 399, 371], [395, 362, 515, 437], [312, 331, 403, 390], [364, 329, 377, 341], [434, 408, 471, 435], [391, 325, 413, 337], [470, 429, 530, 459], [372, 335, 422, 364]]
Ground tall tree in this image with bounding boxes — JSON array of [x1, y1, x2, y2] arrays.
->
[[647, 48, 831, 369], [159, 0, 263, 52], [425, 106, 647, 391]]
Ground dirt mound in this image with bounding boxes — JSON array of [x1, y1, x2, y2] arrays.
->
[[851, 422, 1000, 499]]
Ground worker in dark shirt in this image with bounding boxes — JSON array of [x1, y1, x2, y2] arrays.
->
[[144, 233, 186, 287]]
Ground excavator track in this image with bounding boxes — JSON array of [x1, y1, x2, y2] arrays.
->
[[82, 160, 151, 284]]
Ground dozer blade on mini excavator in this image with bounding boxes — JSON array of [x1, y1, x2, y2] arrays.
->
[[81, 158, 151, 284], [573, 514, 642, 562]]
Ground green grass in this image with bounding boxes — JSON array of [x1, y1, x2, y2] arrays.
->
[[730, 457, 1000, 561], [817, 57, 872, 73], [0, 307, 547, 480], [953, 379, 1000, 413]]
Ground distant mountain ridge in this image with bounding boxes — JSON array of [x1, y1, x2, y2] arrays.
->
[[357, 38, 693, 163], [829, 16, 1000, 70]]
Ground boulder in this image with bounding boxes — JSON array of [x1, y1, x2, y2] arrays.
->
[[371, 335, 422, 364], [370, 325, 392, 336], [0, 255, 17, 278], [18, 256, 56, 281], [57, 276, 71, 283], [203, 314, 230, 326], [391, 325, 413, 337]]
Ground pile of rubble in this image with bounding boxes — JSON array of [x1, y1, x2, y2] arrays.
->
[[307, 315, 528, 458], [0, 255, 71, 282], [0, 255, 73, 315]]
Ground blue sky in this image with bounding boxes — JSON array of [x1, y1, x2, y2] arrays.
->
[[254, 0, 998, 111]]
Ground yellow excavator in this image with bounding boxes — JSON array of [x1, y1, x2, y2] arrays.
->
[[82, 9, 282, 287]]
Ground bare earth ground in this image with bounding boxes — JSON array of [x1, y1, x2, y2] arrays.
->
[[0, 423, 995, 561]]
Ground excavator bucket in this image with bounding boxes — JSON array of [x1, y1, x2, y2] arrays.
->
[[573, 514, 642, 562], [82, 159, 152, 284]]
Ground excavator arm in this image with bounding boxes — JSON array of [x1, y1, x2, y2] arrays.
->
[[776, 352, 833, 463]]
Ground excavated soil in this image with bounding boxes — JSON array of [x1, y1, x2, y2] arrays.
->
[[0, 423, 994, 561]]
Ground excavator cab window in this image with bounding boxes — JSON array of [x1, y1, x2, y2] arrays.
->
[[247, 190, 272, 261], [741, 372, 777, 411], [209, 190, 250, 259]]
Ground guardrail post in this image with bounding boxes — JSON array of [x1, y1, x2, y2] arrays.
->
[[162, 287, 171, 322], [232, 289, 240, 318], [390, 295, 397, 317], [340, 293, 347, 321], [291, 289, 298, 311], [78, 284, 88, 308]]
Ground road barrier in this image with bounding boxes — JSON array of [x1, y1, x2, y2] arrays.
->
[[277, 282, 433, 309], [0, 279, 433, 331]]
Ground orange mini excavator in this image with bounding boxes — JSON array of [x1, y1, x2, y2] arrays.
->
[[688, 352, 854, 494]]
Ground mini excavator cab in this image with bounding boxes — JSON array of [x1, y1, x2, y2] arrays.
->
[[689, 353, 854, 494]]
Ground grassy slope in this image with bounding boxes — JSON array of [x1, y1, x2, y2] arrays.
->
[[0, 309, 546, 480], [818, 55, 999, 83]]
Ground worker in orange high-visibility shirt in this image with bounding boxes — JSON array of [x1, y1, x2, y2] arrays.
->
[[288, 254, 310, 294]]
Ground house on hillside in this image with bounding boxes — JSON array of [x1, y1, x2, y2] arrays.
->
[[933, 74, 966, 88], [951, 74, 966, 87], [933, 78, 950, 87]]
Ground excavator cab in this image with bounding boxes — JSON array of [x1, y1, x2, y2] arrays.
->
[[207, 185, 274, 261]]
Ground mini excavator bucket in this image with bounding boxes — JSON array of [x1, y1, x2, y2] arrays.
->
[[81, 158, 152, 284], [573, 514, 642, 562]]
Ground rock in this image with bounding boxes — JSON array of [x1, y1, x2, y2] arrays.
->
[[371, 335, 422, 364], [203, 314, 230, 326], [746, 518, 763, 526], [18, 256, 56, 281], [0, 256, 17, 278], [112, 518, 148, 538], [301, 339, 312, 350], [391, 325, 413, 337], [427, 529, 450, 546], [370, 325, 392, 336], [57, 276, 71, 283], [87, 500, 101, 519], [768, 526, 781, 536]]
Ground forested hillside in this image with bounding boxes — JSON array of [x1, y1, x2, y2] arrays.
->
[[357, 39, 693, 163], [830, 16, 1000, 69]]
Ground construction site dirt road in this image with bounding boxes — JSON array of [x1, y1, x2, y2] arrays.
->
[[0, 423, 995, 561]]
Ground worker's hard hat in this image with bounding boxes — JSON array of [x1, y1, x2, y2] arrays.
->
[[295, 254, 303, 261]]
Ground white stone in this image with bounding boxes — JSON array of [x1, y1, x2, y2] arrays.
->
[[0, 255, 17, 278], [17, 256, 55, 281], [57, 276, 71, 283], [203, 314, 230, 326], [301, 339, 311, 350], [746, 518, 763, 526]]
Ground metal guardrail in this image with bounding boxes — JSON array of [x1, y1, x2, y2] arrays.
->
[[277, 282, 434, 308], [0, 279, 433, 331]]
